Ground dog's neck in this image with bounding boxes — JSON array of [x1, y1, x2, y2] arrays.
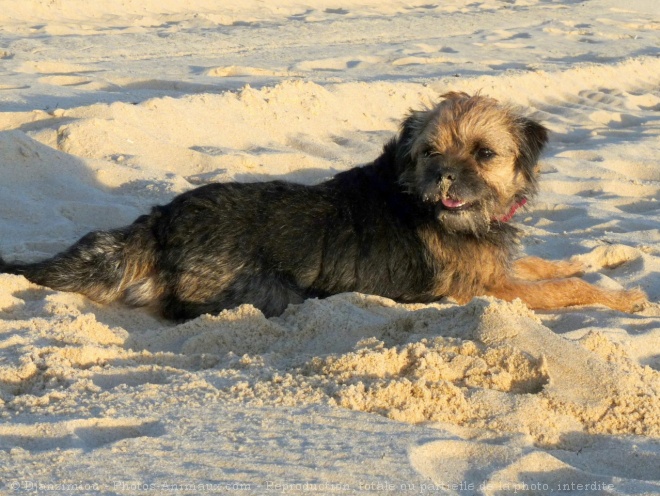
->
[[494, 198, 527, 223]]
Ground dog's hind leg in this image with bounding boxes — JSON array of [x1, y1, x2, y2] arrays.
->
[[0, 215, 159, 305], [512, 256, 586, 281]]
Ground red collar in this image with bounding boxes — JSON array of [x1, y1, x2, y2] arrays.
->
[[494, 198, 527, 223]]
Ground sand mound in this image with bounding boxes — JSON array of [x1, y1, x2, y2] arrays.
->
[[2, 287, 657, 450]]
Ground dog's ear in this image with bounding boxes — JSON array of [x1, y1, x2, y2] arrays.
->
[[394, 108, 434, 166], [515, 117, 549, 183], [440, 91, 471, 102]]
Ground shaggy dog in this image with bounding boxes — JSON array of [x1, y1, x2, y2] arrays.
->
[[0, 92, 647, 319]]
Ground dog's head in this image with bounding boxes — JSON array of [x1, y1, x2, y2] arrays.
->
[[396, 92, 548, 235]]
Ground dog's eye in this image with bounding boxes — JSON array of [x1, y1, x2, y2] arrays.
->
[[423, 149, 442, 159], [475, 147, 496, 161]]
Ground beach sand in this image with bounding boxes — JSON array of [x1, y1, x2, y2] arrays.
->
[[0, 1, 659, 494]]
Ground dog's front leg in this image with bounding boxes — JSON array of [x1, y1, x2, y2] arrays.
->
[[512, 256, 586, 281], [484, 276, 647, 313]]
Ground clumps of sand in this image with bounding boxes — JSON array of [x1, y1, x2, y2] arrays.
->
[[1, 247, 658, 449], [170, 294, 653, 450], [573, 332, 660, 437], [304, 337, 548, 425], [151, 293, 660, 448]]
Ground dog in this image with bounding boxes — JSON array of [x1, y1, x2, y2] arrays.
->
[[0, 92, 647, 319]]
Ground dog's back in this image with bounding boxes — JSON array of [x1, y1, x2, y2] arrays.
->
[[145, 170, 435, 319], [0, 166, 436, 319]]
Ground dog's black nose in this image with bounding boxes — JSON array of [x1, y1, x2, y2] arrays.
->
[[438, 170, 456, 184]]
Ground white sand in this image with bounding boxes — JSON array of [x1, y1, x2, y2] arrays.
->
[[0, 1, 659, 494]]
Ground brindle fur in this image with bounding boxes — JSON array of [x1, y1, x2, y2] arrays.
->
[[0, 93, 647, 319]]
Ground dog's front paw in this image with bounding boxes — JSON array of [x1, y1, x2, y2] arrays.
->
[[613, 288, 648, 313]]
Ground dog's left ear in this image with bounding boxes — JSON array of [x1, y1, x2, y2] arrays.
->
[[395, 109, 433, 166], [515, 118, 549, 182]]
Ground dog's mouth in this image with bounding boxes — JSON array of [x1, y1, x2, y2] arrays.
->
[[440, 196, 474, 212]]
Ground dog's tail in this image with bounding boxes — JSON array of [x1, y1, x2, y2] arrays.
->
[[0, 214, 161, 307]]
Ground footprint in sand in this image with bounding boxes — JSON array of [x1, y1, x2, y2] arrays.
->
[[17, 61, 100, 88], [91, 370, 172, 390], [295, 56, 380, 72], [38, 75, 92, 87], [206, 66, 297, 77], [390, 43, 461, 67], [0, 419, 164, 452], [17, 61, 96, 74], [529, 205, 587, 223], [391, 56, 452, 67], [617, 199, 660, 214], [324, 8, 349, 15], [589, 110, 646, 128], [626, 92, 660, 111], [406, 4, 439, 10], [555, 150, 604, 162], [0, 84, 30, 91]]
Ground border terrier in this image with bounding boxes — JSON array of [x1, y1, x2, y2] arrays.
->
[[0, 92, 647, 319]]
